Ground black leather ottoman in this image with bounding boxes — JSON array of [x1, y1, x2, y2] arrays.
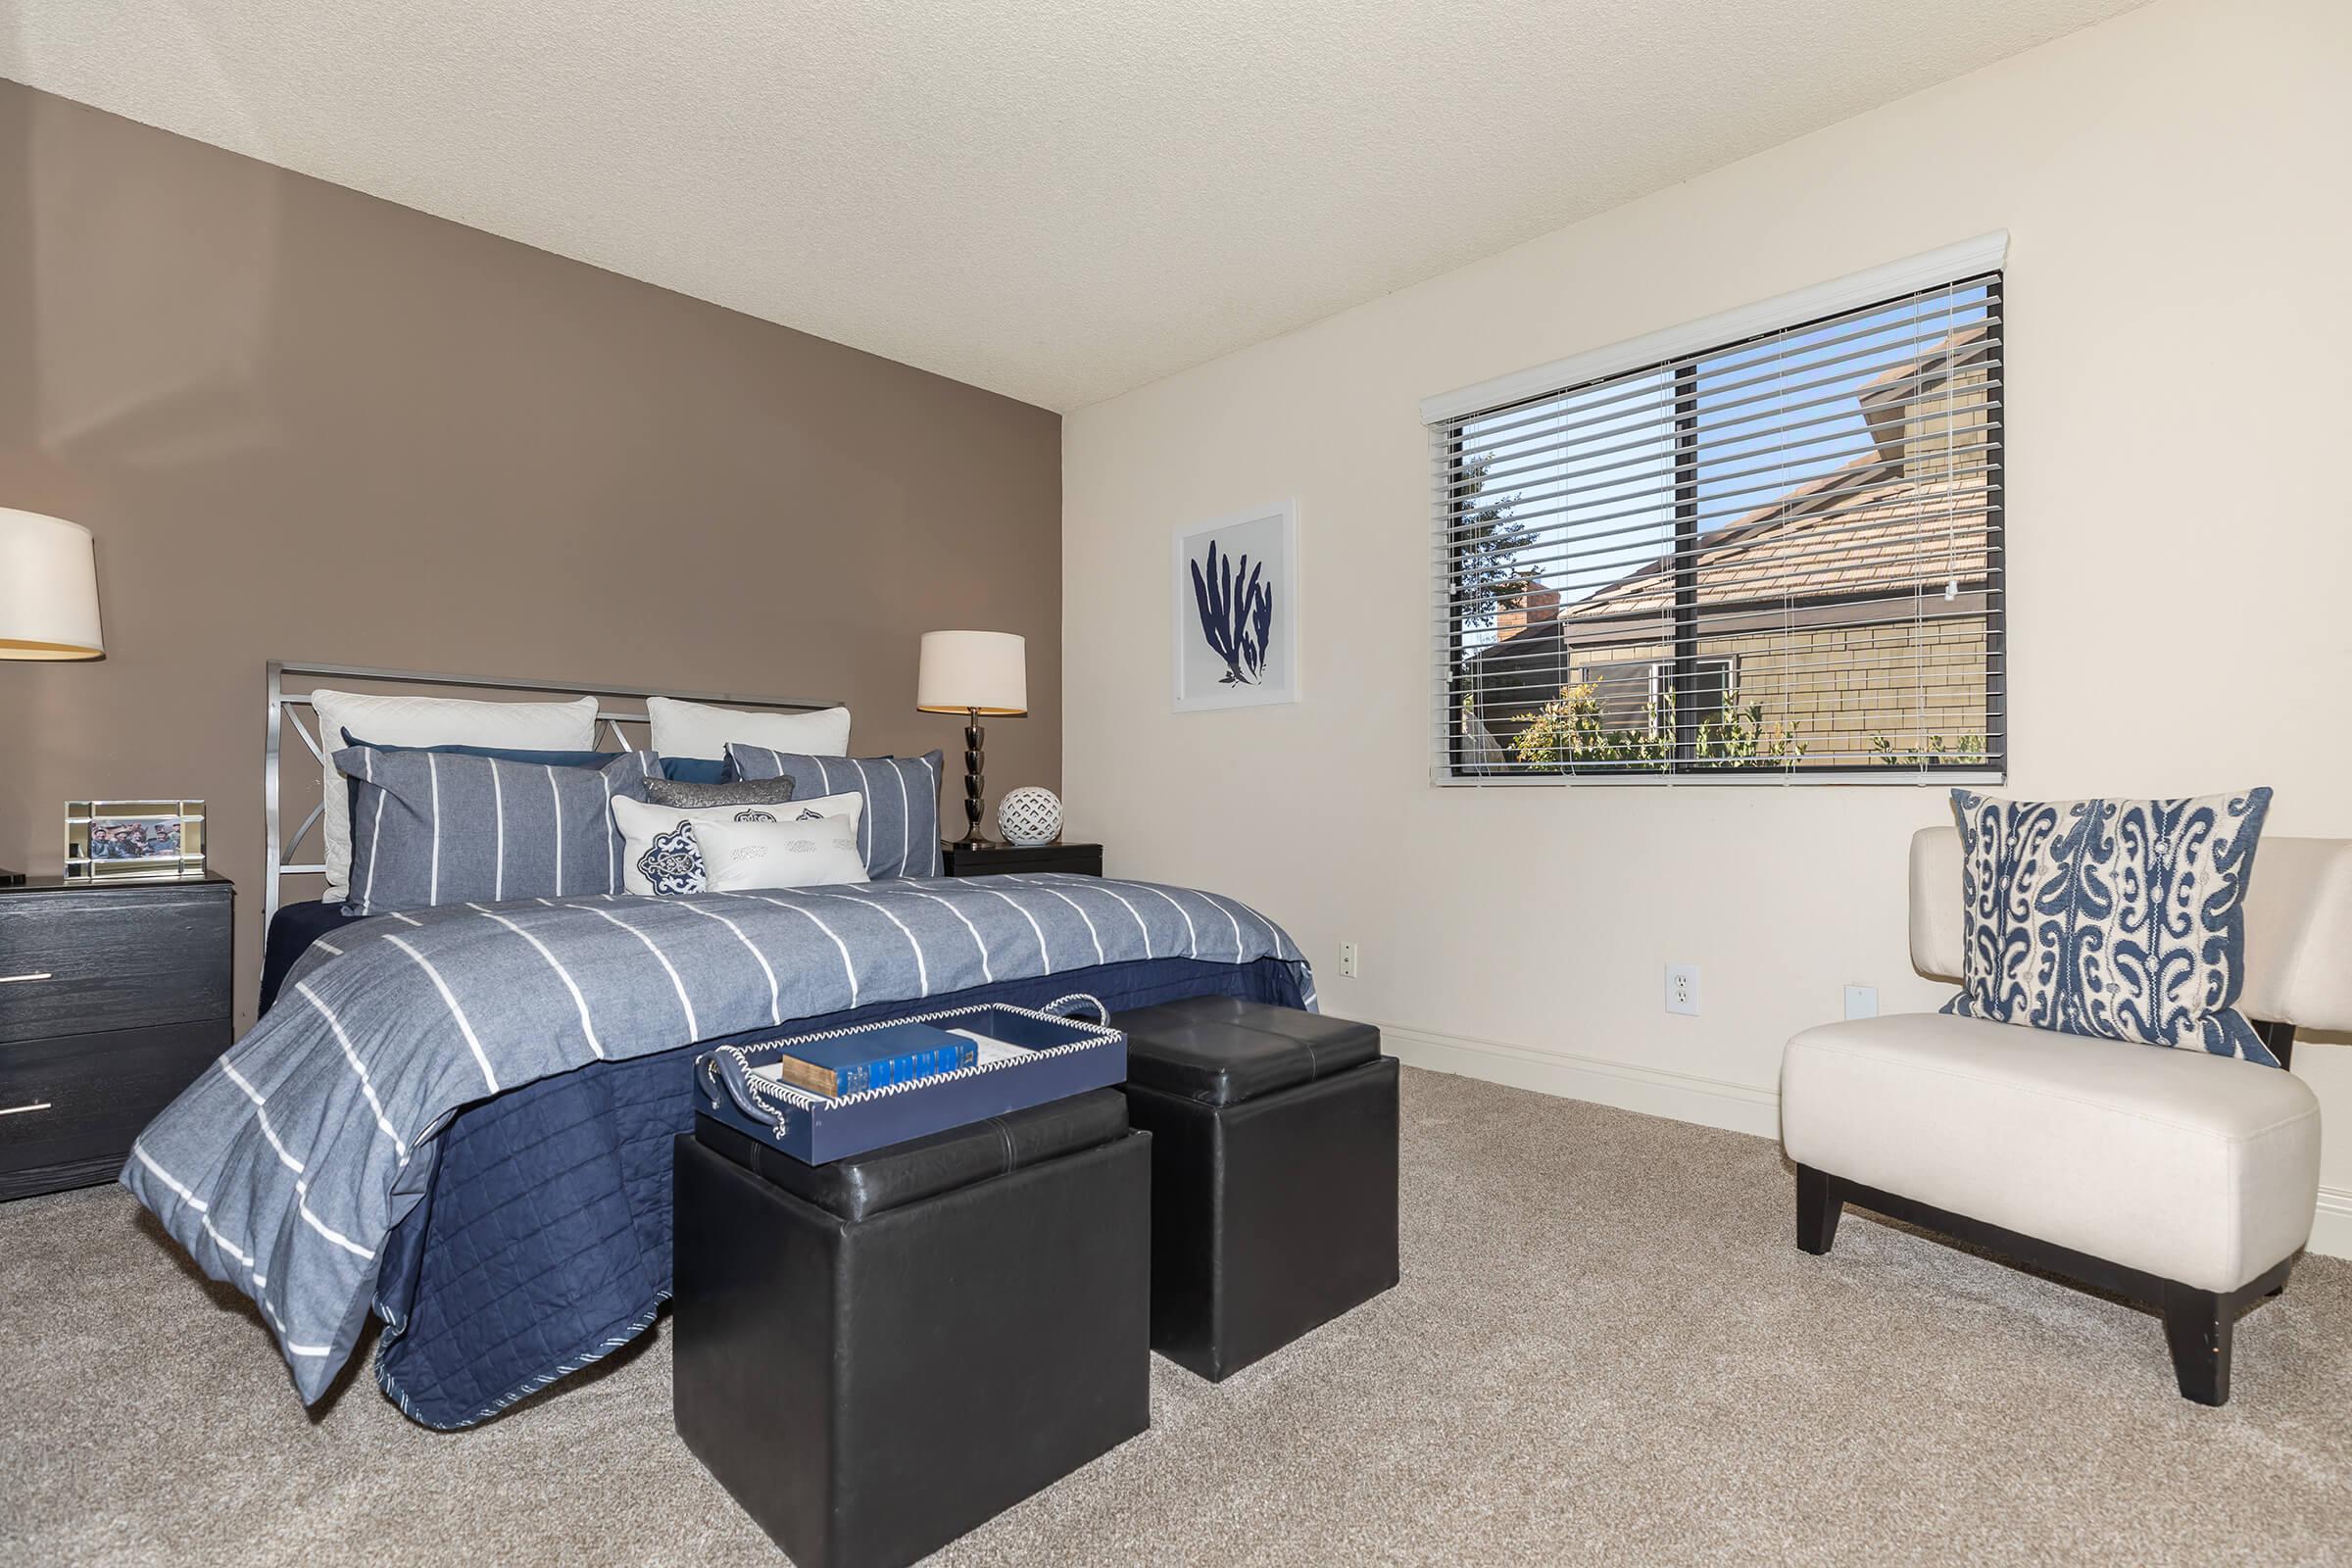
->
[[673, 1090, 1151, 1568], [1116, 997, 1399, 1381]]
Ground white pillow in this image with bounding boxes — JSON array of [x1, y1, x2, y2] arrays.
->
[[611, 790, 864, 897], [692, 811, 867, 894], [309, 689, 598, 902], [646, 697, 851, 764]]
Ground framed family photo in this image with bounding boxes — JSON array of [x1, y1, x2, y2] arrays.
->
[[64, 800, 209, 882], [1171, 500, 1298, 712]]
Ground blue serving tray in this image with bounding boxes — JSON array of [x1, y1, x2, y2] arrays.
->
[[697, 995, 1126, 1165]]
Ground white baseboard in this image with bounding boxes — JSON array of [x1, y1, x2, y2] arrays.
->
[[1371, 1019, 2352, 1262], [2311, 1187, 2352, 1261], [1373, 1020, 1781, 1141]]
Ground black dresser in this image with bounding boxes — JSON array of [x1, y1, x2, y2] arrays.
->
[[0, 874, 233, 1200], [941, 842, 1103, 878]]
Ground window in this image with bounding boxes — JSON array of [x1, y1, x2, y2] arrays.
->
[[1430, 239, 2005, 782], [1586, 657, 1733, 733]]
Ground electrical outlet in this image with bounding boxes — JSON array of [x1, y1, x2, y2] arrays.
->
[[1664, 963, 1699, 1016], [1843, 985, 1878, 1020], [1340, 942, 1360, 979]]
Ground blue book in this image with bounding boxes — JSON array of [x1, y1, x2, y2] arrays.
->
[[765, 1020, 977, 1099]]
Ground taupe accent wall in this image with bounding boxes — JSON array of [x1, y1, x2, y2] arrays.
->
[[0, 83, 1061, 1024]]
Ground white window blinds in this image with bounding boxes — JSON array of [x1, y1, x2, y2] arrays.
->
[[1431, 246, 2005, 783]]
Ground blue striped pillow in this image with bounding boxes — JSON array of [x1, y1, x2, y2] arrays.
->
[[725, 746, 943, 879], [338, 746, 660, 915]]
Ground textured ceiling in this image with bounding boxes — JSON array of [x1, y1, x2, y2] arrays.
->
[[1, 1, 2147, 411]]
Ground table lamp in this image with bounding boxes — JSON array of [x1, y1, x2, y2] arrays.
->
[[1, 508, 106, 883], [916, 630, 1026, 850]]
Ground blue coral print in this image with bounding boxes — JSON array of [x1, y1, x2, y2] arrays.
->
[[1189, 538, 1275, 686]]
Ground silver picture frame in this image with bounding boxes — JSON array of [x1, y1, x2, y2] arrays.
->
[[64, 800, 208, 882]]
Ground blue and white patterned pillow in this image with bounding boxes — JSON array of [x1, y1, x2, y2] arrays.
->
[[612, 790, 864, 895], [1942, 787, 2278, 1064], [636, 821, 706, 896], [725, 747, 944, 879], [338, 747, 659, 916]]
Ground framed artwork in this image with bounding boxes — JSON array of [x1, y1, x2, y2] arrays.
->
[[1171, 500, 1298, 711]]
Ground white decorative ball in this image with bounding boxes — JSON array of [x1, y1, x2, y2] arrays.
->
[[997, 786, 1062, 847]]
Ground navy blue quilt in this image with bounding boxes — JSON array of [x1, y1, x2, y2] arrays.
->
[[369, 956, 1303, 1428]]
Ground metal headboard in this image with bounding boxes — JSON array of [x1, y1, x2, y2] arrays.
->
[[264, 660, 840, 930]]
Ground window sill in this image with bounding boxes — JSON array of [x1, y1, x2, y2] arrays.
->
[[1428, 768, 2005, 789]]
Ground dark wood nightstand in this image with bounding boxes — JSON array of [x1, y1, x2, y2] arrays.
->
[[940, 843, 1103, 879], [0, 874, 233, 1200]]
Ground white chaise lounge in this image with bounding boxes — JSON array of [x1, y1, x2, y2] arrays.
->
[[1782, 826, 2352, 1405]]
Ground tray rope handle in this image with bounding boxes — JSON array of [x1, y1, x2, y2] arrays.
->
[[703, 1044, 791, 1137], [1039, 993, 1109, 1026]]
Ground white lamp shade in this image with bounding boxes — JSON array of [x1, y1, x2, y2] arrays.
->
[[0, 509, 104, 660], [916, 629, 1026, 715]]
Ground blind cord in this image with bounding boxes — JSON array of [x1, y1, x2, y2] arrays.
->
[[1944, 282, 1960, 603]]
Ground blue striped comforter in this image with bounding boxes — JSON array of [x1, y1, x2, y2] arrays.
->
[[122, 873, 1310, 1402]]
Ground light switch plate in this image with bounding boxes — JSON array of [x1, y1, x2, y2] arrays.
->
[[1843, 985, 1878, 1019]]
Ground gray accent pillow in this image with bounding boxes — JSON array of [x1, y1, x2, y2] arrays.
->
[[642, 776, 798, 809], [338, 746, 659, 916]]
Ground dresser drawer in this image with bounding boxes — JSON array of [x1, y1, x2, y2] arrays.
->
[[941, 842, 1104, 878], [0, 1017, 229, 1188], [0, 885, 232, 1044]]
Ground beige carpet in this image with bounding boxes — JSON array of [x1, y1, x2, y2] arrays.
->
[[4, 1066, 2349, 1567]]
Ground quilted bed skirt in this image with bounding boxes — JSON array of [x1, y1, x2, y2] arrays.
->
[[368, 956, 1306, 1428]]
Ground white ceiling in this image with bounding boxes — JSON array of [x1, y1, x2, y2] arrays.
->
[[2, 1, 2146, 412]]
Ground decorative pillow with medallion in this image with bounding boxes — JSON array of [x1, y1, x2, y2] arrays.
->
[[611, 790, 864, 897], [692, 810, 868, 894], [1942, 787, 2278, 1064]]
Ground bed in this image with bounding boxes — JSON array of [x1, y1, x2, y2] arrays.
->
[[125, 663, 1314, 1429]]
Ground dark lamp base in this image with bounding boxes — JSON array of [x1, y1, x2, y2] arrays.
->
[[958, 710, 992, 851]]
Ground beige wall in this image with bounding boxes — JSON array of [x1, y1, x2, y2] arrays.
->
[[1063, 0, 2352, 1242], [0, 84, 1062, 1023]]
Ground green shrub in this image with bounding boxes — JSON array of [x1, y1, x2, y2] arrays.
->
[[1867, 732, 1986, 767], [1513, 684, 1803, 772]]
